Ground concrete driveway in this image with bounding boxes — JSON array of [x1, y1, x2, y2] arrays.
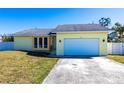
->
[[43, 57, 124, 84]]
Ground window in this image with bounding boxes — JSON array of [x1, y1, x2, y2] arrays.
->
[[44, 37, 48, 48], [34, 38, 37, 48], [39, 38, 43, 48], [34, 37, 48, 48]]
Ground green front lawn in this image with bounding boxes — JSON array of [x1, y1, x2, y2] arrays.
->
[[0, 51, 58, 84], [107, 55, 124, 64]]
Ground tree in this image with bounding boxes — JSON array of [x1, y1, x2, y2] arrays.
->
[[112, 22, 124, 39], [108, 32, 118, 42], [2, 34, 14, 42], [99, 17, 111, 27]]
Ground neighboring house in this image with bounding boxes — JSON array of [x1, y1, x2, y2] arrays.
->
[[0, 36, 2, 42], [13, 24, 109, 56]]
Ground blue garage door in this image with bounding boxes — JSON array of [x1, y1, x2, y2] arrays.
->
[[64, 38, 99, 56]]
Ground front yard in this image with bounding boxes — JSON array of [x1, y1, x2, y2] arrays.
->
[[1, 51, 124, 84], [107, 55, 124, 64], [0, 51, 58, 84]]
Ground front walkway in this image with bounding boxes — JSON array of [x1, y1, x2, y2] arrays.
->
[[43, 57, 124, 84]]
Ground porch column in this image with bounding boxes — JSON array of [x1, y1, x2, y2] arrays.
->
[[37, 37, 39, 48]]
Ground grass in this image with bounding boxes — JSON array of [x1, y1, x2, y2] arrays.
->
[[107, 55, 124, 64], [0, 51, 58, 84]]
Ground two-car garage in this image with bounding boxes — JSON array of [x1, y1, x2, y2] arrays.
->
[[64, 38, 99, 56], [56, 32, 108, 56]]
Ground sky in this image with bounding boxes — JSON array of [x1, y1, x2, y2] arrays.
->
[[0, 8, 124, 34]]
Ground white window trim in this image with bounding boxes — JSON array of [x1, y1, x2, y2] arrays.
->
[[34, 37, 48, 48]]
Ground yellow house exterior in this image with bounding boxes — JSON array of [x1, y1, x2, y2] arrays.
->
[[56, 32, 108, 56], [14, 24, 109, 56], [14, 36, 52, 51], [14, 36, 33, 51]]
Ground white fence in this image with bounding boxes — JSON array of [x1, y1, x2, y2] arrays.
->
[[0, 42, 14, 50], [108, 43, 124, 55]]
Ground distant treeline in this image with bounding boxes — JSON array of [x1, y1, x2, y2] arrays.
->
[[1, 34, 14, 42]]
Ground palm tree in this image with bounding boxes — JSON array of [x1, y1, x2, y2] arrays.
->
[[99, 17, 111, 27]]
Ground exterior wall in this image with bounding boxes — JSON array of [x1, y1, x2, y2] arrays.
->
[[56, 32, 108, 56], [14, 36, 33, 51], [14, 36, 52, 51]]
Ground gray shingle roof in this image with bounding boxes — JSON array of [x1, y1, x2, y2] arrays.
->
[[13, 28, 53, 36], [52, 24, 108, 33], [13, 24, 109, 36]]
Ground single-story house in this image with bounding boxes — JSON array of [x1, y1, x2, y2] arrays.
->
[[13, 24, 109, 56]]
